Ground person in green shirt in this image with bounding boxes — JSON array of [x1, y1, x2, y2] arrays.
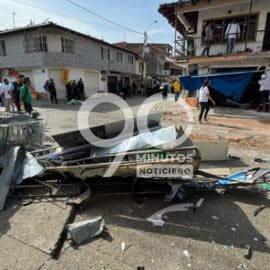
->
[[20, 77, 33, 114]]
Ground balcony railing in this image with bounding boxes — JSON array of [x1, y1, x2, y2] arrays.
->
[[176, 29, 270, 58]]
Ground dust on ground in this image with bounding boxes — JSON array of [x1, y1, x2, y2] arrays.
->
[[1, 97, 270, 270]]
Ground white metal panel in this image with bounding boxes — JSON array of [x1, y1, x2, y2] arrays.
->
[[84, 71, 99, 97]]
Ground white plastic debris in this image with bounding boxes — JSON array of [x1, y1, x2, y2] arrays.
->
[[231, 227, 236, 232], [212, 216, 219, 220], [253, 237, 258, 242], [183, 250, 191, 258], [121, 242, 126, 252], [147, 198, 205, 226], [196, 198, 204, 207]]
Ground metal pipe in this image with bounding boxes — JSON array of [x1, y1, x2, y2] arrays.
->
[[244, 0, 253, 50]]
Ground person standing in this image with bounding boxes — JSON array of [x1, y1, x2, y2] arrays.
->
[[172, 79, 182, 102], [202, 22, 213, 56], [225, 19, 240, 54], [198, 80, 216, 123], [65, 80, 72, 102], [0, 78, 13, 112], [71, 80, 78, 100], [0, 77, 3, 107], [186, 32, 196, 56], [20, 77, 33, 114], [258, 73, 270, 112], [11, 75, 24, 111], [77, 78, 85, 101], [43, 80, 50, 102], [48, 79, 58, 104]]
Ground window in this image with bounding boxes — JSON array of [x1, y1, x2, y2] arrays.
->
[[128, 55, 134, 65], [0, 40, 6, 56], [107, 48, 111, 61], [202, 14, 258, 45], [117, 51, 122, 62], [61, 37, 74, 53], [101, 47, 111, 61], [101, 47, 104, 59], [25, 34, 48, 53]]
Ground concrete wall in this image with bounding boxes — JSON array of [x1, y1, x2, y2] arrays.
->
[[195, 0, 268, 55]]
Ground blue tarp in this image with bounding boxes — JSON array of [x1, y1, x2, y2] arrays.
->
[[180, 71, 256, 101]]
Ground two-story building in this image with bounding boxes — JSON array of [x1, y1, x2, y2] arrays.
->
[[114, 42, 181, 79], [0, 22, 139, 98], [159, 0, 270, 75]]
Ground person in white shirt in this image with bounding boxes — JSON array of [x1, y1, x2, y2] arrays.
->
[[198, 80, 216, 123], [225, 19, 240, 54], [258, 73, 270, 111], [0, 78, 13, 112]]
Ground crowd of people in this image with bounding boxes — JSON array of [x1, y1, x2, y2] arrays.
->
[[0, 75, 33, 114], [43, 78, 85, 104], [0, 72, 268, 120]]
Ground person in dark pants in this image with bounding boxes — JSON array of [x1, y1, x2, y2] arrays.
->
[[77, 78, 85, 101], [258, 73, 270, 111], [198, 80, 216, 123], [71, 80, 78, 100], [20, 77, 33, 114], [65, 81, 72, 102], [48, 79, 58, 104], [12, 75, 24, 111]]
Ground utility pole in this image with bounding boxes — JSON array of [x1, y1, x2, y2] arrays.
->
[[143, 31, 148, 58], [142, 21, 157, 79], [142, 31, 148, 79], [12, 12, 16, 28]]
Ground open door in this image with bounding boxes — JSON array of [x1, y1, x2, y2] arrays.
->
[[263, 13, 270, 51]]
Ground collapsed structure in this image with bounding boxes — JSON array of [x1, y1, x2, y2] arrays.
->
[[0, 112, 269, 212]]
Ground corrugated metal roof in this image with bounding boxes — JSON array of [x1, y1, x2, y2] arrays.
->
[[0, 22, 138, 56]]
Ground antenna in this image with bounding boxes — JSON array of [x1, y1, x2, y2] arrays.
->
[[12, 12, 16, 28]]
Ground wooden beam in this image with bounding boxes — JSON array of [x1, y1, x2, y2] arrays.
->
[[175, 0, 251, 13]]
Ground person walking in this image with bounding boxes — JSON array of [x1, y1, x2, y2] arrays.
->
[[202, 22, 213, 56], [20, 77, 33, 114], [172, 79, 182, 102], [258, 73, 270, 112], [0, 78, 13, 112], [43, 80, 50, 102], [225, 19, 240, 54], [48, 79, 58, 104], [198, 80, 216, 123], [12, 75, 24, 111]]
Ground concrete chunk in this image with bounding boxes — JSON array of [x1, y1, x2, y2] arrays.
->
[[67, 217, 105, 244]]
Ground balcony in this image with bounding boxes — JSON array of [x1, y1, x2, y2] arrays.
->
[[176, 29, 270, 60]]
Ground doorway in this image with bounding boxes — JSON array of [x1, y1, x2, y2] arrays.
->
[[263, 13, 270, 51]]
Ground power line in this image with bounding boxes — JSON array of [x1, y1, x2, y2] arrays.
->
[[65, 0, 144, 35]]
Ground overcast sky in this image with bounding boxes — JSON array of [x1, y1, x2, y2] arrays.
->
[[0, 0, 176, 44]]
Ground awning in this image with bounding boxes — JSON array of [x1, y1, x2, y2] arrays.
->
[[180, 70, 258, 101]]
